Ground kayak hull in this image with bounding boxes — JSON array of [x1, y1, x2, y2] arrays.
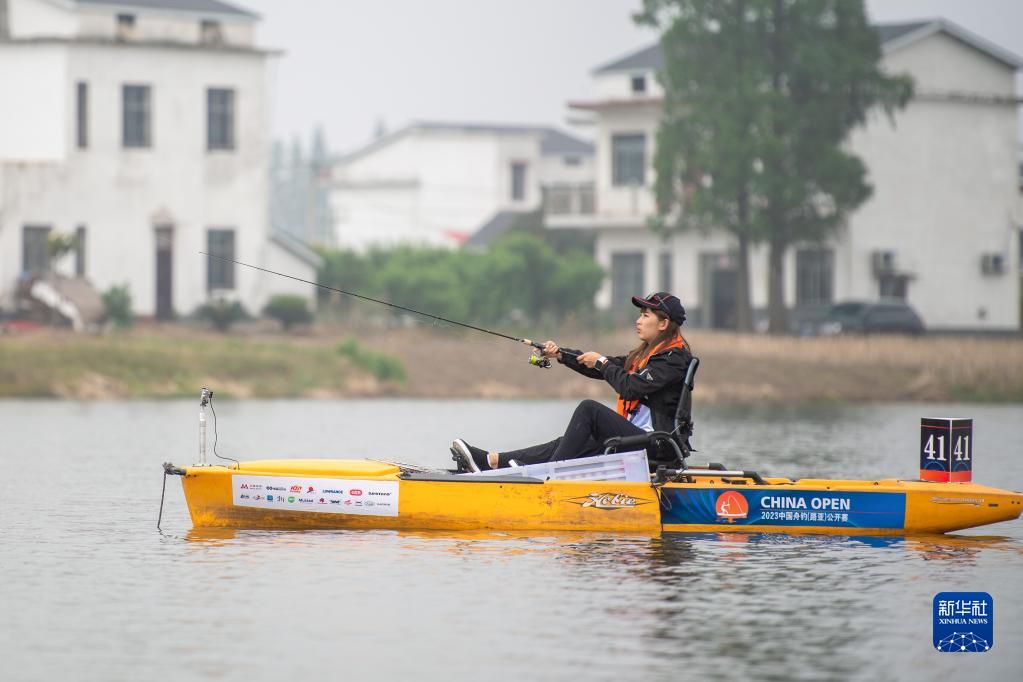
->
[[176, 459, 1023, 535]]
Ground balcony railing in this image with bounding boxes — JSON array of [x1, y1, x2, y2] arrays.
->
[[543, 183, 595, 216]]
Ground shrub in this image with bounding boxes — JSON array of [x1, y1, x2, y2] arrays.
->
[[263, 294, 313, 330], [101, 284, 133, 328], [336, 337, 406, 384], [195, 300, 250, 333], [313, 233, 606, 326]]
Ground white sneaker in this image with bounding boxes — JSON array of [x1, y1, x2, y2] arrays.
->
[[451, 439, 480, 473]]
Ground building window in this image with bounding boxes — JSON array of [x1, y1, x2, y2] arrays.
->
[[207, 229, 236, 290], [631, 75, 646, 94], [207, 88, 235, 151], [510, 162, 527, 201], [659, 252, 673, 292], [22, 225, 51, 274], [75, 226, 86, 277], [612, 133, 645, 186], [116, 14, 135, 41], [878, 274, 909, 300], [122, 85, 152, 148], [76, 82, 88, 149], [611, 252, 645, 310], [563, 156, 581, 166], [795, 248, 834, 305], [200, 19, 223, 44]]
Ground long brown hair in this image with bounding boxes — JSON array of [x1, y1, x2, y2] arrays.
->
[[625, 309, 687, 370]]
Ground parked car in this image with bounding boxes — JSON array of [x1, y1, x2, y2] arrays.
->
[[817, 300, 925, 336]]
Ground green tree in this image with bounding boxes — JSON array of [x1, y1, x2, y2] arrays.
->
[[637, 0, 912, 333], [316, 247, 374, 309], [311, 235, 606, 329]]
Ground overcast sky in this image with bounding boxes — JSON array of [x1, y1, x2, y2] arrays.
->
[[239, 0, 1023, 154]]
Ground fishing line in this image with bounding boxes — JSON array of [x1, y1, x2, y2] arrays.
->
[[198, 251, 576, 358]]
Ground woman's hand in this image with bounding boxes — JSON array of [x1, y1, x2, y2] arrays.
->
[[577, 351, 603, 369], [542, 340, 561, 359]]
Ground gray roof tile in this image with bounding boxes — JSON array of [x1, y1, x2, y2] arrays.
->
[[76, 0, 257, 18], [594, 20, 1021, 73]]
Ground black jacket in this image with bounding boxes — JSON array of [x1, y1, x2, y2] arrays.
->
[[558, 343, 693, 459]]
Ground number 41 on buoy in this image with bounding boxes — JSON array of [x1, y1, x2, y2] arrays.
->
[[920, 418, 973, 483]]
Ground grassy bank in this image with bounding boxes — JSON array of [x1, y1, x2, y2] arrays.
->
[[1, 325, 1022, 402]]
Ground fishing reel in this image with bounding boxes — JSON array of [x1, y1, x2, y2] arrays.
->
[[528, 351, 552, 369]]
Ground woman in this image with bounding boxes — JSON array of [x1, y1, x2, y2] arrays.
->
[[451, 291, 692, 472]]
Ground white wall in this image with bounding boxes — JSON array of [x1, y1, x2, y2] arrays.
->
[[260, 239, 318, 309], [0, 41, 280, 317], [594, 105, 660, 220], [537, 152, 594, 187], [841, 31, 1020, 330], [0, 43, 68, 161], [331, 127, 592, 250], [594, 70, 664, 100]]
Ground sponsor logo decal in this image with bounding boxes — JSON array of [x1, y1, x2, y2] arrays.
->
[[660, 489, 906, 529], [715, 491, 749, 521], [565, 493, 653, 510], [232, 475, 400, 517]]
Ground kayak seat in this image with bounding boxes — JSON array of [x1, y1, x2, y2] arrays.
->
[[603, 356, 699, 472]]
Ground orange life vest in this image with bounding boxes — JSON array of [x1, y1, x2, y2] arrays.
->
[[615, 334, 688, 418]]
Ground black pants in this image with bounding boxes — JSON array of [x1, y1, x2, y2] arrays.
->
[[496, 399, 645, 468]]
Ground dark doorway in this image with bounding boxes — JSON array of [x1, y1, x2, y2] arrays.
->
[[155, 226, 173, 319], [710, 267, 738, 330], [22, 225, 52, 274]]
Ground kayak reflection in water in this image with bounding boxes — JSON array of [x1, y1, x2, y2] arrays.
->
[[451, 292, 692, 472]]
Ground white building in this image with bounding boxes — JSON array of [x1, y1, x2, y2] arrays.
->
[[0, 0, 319, 321], [548, 19, 1023, 333], [329, 122, 594, 250]]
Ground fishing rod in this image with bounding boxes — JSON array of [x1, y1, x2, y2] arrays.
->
[[199, 252, 577, 368]]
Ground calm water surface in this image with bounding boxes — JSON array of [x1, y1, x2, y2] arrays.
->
[[1, 399, 1021, 681]]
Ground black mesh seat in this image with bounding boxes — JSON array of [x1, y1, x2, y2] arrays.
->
[[602, 356, 700, 471]]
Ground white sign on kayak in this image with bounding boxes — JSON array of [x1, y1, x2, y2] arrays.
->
[[231, 475, 399, 517]]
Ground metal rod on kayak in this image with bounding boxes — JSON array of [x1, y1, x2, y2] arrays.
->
[[199, 252, 578, 357]]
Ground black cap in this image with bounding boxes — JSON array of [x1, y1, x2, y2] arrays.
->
[[631, 292, 687, 325]]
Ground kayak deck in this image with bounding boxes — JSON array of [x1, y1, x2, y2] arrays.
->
[[172, 459, 1023, 535]]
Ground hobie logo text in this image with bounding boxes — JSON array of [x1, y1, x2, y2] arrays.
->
[[566, 493, 651, 510]]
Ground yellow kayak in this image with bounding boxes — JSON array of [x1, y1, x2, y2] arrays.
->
[[167, 459, 1023, 536]]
